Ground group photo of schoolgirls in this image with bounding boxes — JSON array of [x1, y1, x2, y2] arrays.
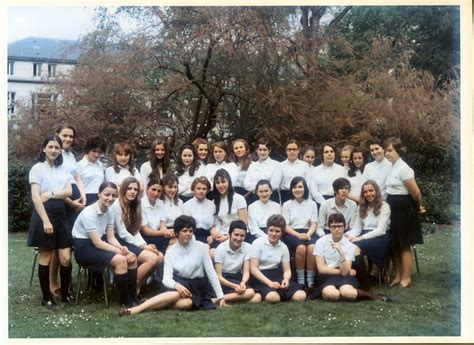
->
[[27, 123, 426, 315]]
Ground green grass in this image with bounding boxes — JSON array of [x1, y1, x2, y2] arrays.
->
[[9, 224, 460, 338]]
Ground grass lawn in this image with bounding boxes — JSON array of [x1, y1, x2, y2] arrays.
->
[[8, 224, 460, 339]]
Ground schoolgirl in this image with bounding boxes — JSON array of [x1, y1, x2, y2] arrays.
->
[[339, 144, 353, 170], [247, 180, 282, 243], [243, 137, 280, 204], [161, 173, 184, 235], [346, 180, 391, 270], [119, 215, 228, 316], [249, 214, 307, 303], [140, 177, 171, 254], [72, 181, 140, 308], [182, 176, 216, 244], [309, 144, 346, 206], [300, 144, 317, 191], [214, 220, 261, 304], [281, 176, 318, 288], [384, 137, 425, 288], [77, 135, 107, 206], [346, 146, 369, 203], [204, 141, 239, 188], [27, 135, 74, 308], [105, 142, 141, 189], [273, 139, 309, 204], [210, 169, 248, 254], [140, 137, 171, 185], [176, 143, 205, 203], [317, 177, 358, 237], [363, 139, 392, 198], [192, 137, 210, 166], [231, 138, 253, 198], [111, 177, 163, 294]]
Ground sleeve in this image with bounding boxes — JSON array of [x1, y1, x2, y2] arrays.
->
[[202, 244, 224, 298], [400, 163, 415, 181], [243, 244, 251, 261], [214, 243, 225, 264], [281, 243, 290, 263], [81, 211, 98, 232], [247, 206, 267, 237], [243, 163, 256, 192], [362, 203, 391, 239], [346, 208, 363, 237], [133, 167, 141, 182], [269, 161, 282, 193], [28, 164, 41, 185], [309, 201, 319, 223], [235, 194, 247, 210], [113, 205, 142, 247], [104, 167, 115, 184], [227, 163, 239, 188], [346, 204, 357, 230], [133, 231, 147, 246], [281, 201, 290, 224], [309, 171, 325, 205], [162, 252, 177, 289], [317, 202, 328, 237], [141, 207, 149, 227], [345, 242, 357, 262], [314, 238, 324, 256]]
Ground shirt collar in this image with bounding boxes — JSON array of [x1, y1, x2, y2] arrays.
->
[[264, 237, 281, 247], [225, 240, 243, 254]]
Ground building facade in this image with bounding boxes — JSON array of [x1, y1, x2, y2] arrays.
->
[[7, 37, 79, 116]]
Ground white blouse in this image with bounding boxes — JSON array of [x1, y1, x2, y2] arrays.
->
[[29, 162, 69, 194], [77, 157, 105, 194], [347, 202, 391, 239], [177, 164, 205, 197], [243, 158, 280, 192], [162, 197, 184, 228], [62, 150, 78, 184], [248, 200, 282, 237], [363, 158, 392, 198], [183, 197, 215, 230], [250, 237, 290, 270], [72, 202, 114, 239], [215, 240, 251, 274], [385, 158, 414, 195], [204, 161, 239, 188], [309, 163, 346, 204], [282, 199, 318, 230], [105, 165, 141, 187], [214, 193, 247, 234], [274, 159, 309, 191]]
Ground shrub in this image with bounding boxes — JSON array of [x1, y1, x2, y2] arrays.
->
[[9, 160, 33, 232], [417, 170, 459, 225]]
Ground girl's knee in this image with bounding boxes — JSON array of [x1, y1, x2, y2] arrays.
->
[[339, 285, 358, 301], [322, 286, 340, 301], [265, 292, 281, 303], [292, 290, 307, 302]]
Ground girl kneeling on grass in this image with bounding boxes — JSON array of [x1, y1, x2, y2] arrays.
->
[[249, 214, 307, 304], [72, 182, 140, 308], [119, 215, 228, 316], [214, 220, 262, 304]]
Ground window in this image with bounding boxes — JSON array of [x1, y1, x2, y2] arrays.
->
[[32, 92, 57, 116], [7, 61, 14, 75], [33, 63, 42, 77], [7, 92, 15, 115], [48, 64, 57, 77]]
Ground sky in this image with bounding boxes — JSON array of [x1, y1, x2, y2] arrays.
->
[[7, 6, 99, 43]]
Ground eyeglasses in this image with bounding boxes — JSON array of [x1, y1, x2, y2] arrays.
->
[[329, 224, 345, 229]]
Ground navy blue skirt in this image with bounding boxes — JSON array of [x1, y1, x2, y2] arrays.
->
[[178, 194, 193, 203], [283, 228, 318, 255], [27, 199, 72, 249], [251, 267, 303, 300], [309, 274, 360, 300], [354, 231, 391, 268], [117, 237, 143, 256], [387, 195, 423, 248], [142, 234, 170, 254], [73, 238, 116, 273], [171, 274, 216, 310], [66, 184, 82, 233], [221, 272, 244, 294], [194, 228, 210, 244], [85, 193, 99, 207]]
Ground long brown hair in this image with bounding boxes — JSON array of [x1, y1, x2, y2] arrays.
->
[[119, 177, 142, 235], [358, 180, 383, 219], [112, 142, 136, 175], [231, 138, 252, 171], [149, 137, 171, 179]]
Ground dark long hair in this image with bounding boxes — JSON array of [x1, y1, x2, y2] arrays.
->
[[213, 169, 234, 215], [290, 176, 309, 200], [208, 141, 231, 164], [118, 177, 142, 235], [38, 135, 63, 166], [348, 146, 369, 177], [162, 172, 179, 206], [149, 137, 171, 179], [176, 143, 201, 177]]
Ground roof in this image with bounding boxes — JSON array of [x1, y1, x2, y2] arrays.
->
[[8, 37, 80, 63]]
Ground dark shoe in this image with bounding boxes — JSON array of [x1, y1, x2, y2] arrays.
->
[[376, 293, 397, 302], [42, 299, 59, 310], [62, 294, 76, 305], [119, 306, 131, 317]]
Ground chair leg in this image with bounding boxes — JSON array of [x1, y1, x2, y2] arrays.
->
[[29, 250, 39, 287], [102, 269, 109, 308], [75, 266, 85, 306], [413, 245, 420, 276]]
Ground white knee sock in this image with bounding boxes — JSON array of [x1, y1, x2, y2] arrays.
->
[[306, 271, 316, 288], [296, 269, 305, 285]]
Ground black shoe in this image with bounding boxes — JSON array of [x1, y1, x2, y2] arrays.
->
[[62, 294, 76, 305], [42, 299, 59, 310], [377, 293, 397, 302]]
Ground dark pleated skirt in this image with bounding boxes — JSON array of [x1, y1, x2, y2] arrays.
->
[[283, 228, 318, 257], [73, 238, 115, 273], [355, 231, 391, 268], [27, 199, 72, 249], [386, 195, 423, 248], [309, 274, 360, 300], [66, 184, 82, 233], [194, 228, 210, 244], [117, 237, 143, 256], [251, 267, 303, 300], [85, 193, 99, 207], [172, 274, 216, 310], [221, 272, 243, 294]]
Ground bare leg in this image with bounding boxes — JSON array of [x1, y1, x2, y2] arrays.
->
[[127, 291, 182, 314], [291, 290, 307, 302], [264, 291, 281, 304], [339, 285, 358, 301], [400, 246, 413, 286], [171, 297, 194, 310], [223, 289, 256, 303], [390, 248, 402, 285], [49, 250, 59, 296], [136, 251, 162, 292], [295, 245, 306, 270], [321, 286, 340, 301]]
